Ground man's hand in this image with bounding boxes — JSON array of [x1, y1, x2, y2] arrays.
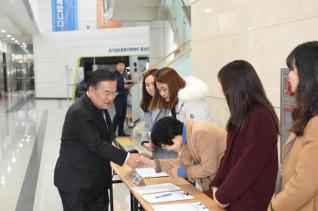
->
[[143, 142, 155, 151], [124, 84, 132, 89], [138, 156, 156, 168], [168, 166, 179, 178], [126, 153, 144, 168]]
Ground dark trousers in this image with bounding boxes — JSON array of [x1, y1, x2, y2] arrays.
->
[[58, 190, 109, 211], [113, 95, 127, 134]]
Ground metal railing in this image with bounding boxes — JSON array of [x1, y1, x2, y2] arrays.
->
[[148, 39, 191, 70]]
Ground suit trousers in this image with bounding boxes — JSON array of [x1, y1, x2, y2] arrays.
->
[[58, 189, 109, 211], [113, 95, 127, 134]]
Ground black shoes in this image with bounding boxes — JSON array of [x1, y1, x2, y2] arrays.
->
[[118, 132, 130, 137]]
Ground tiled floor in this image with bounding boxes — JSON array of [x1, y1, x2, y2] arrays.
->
[[0, 92, 131, 211]]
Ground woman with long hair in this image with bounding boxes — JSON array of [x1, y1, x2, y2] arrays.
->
[[269, 41, 318, 211], [139, 69, 177, 159], [150, 67, 212, 123], [210, 60, 279, 210]]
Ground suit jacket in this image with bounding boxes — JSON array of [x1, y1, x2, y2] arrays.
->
[[54, 94, 127, 197], [269, 116, 318, 211], [114, 71, 128, 98], [211, 106, 278, 211], [158, 119, 227, 191]]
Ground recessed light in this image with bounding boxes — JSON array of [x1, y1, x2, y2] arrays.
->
[[11, 37, 15, 41], [204, 9, 214, 13], [6, 34, 11, 38], [1, 29, 6, 33]]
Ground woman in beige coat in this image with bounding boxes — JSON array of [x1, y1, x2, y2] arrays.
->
[[269, 41, 318, 211], [141, 116, 227, 191]]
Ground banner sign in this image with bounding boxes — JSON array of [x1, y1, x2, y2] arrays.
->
[[97, 0, 123, 29], [52, 0, 78, 31]]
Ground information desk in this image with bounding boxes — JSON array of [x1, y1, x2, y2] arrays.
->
[[109, 136, 151, 211], [111, 163, 225, 211]]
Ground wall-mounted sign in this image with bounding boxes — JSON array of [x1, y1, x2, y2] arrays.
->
[[108, 47, 150, 54], [52, 0, 78, 31]]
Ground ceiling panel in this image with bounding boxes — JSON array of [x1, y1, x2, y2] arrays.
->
[[0, 0, 38, 46]]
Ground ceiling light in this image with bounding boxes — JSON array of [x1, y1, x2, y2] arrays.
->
[[14, 40, 18, 43], [204, 9, 214, 13], [6, 34, 11, 38], [1, 29, 6, 33], [11, 37, 15, 41]]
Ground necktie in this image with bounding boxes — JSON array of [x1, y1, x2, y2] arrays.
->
[[102, 111, 108, 129]]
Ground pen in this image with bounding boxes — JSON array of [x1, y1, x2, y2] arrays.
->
[[155, 193, 172, 198]]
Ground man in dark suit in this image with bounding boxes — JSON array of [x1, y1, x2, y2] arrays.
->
[[112, 62, 131, 136], [54, 69, 142, 211]]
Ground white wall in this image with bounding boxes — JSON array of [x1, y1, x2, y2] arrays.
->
[[191, 0, 318, 128], [0, 40, 8, 52], [39, 0, 98, 32], [28, 0, 40, 30], [33, 26, 149, 98], [124, 21, 176, 66], [149, 20, 176, 64], [38, 0, 175, 65]]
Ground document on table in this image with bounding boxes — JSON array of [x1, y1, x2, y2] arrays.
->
[[132, 183, 181, 195], [139, 191, 194, 203], [152, 202, 209, 211], [135, 168, 168, 178]]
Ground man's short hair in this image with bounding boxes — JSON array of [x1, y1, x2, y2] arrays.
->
[[87, 69, 116, 88]]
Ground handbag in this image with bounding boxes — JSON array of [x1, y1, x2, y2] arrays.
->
[[275, 136, 297, 193]]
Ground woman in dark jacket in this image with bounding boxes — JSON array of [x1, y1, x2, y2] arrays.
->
[[210, 60, 279, 211]]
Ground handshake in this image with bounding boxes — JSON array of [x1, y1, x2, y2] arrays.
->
[[126, 153, 182, 178], [126, 153, 156, 169]]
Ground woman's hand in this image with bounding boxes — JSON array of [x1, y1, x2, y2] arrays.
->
[[143, 142, 155, 151], [168, 166, 180, 178], [212, 187, 229, 208]]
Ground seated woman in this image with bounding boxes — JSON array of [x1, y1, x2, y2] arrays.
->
[[141, 116, 227, 191], [139, 69, 177, 159], [150, 67, 213, 123]]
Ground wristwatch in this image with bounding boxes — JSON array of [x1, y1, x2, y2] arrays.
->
[[140, 140, 149, 146], [154, 159, 162, 173]]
